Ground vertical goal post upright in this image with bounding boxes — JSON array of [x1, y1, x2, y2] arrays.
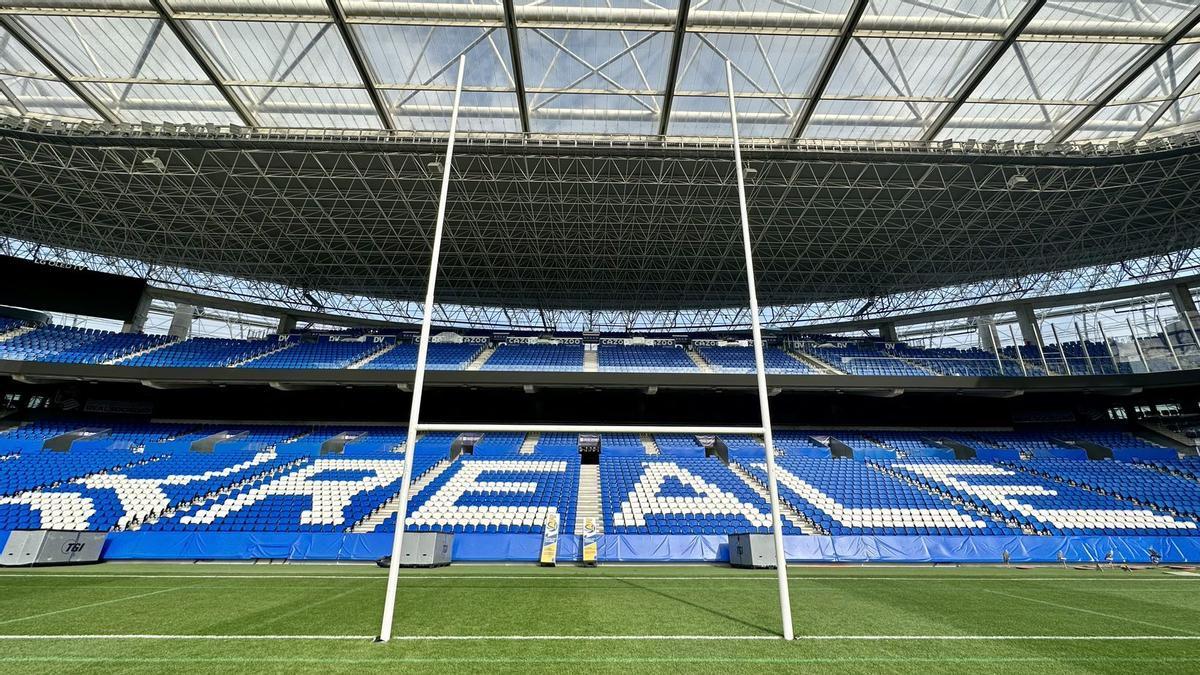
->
[[377, 54, 467, 644], [725, 58, 794, 641]]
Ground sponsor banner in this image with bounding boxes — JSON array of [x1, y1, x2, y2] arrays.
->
[[539, 514, 560, 565], [581, 518, 599, 564]]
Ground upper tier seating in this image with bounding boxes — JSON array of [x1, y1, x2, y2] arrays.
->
[[598, 345, 697, 372], [798, 342, 930, 376], [0, 324, 171, 364], [600, 456, 802, 534], [696, 346, 818, 374], [1002, 341, 1130, 375], [741, 456, 1013, 536], [881, 459, 1199, 535], [889, 345, 1026, 377], [481, 343, 584, 371], [0, 317, 26, 334], [122, 336, 281, 367], [360, 343, 483, 370], [239, 339, 386, 369]]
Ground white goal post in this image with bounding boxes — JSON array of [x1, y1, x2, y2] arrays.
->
[[377, 57, 794, 642]]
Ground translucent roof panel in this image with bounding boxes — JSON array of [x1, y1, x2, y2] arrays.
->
[[674, 33, 831, 98], [807, 99, 946, 140], [236, 86, 383, 129], [529, 92, 660, 135], [12, 15, 206, 81], [1107, 44, 1200, 104], [1070, 102, 1161, 141], [1149, 94, 1200, 134], [1034, 1, 1192, 35], [668, 94, 801, 138], [354, 25, 514, 89], [691, 0, 848, 14], [1, 75, 98, 119], [386, 89, 520, 133], [80, 82, 242, 125], [2, 1, 1200, 141], [860, 0, 1029, 22], [825, 38, 989, 99], [518, 0, 677, 8], [186, 21, 360, 86], [0, 27, 52, 77], [519, 28, 670, 95], [936, 102, 1087, 142], [972, 42, 1149, 103]]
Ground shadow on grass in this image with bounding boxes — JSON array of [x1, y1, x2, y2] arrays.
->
[[612, 576, 779, 636]]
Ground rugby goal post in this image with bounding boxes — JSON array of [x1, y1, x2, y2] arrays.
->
[[376, 57, 794, 642]]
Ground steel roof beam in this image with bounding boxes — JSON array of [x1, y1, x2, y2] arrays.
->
[[1051, 4, 1200, 143], [146, 0, 258, 127], [657, 0, 690, 137], [326, 0, 395, 130], [6, 1, 1191, 40], [0, 16, 119, 123], [921, 0, 1046, 142], [1135, 53, 1200, 140], [501, 0, 530, 133], [788, 0, 868, 140]]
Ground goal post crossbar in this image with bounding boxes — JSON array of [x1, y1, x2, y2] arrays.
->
[[415, 424, 765, 435]]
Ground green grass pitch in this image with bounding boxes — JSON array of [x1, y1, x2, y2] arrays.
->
[[2, 563, 1200, 673]]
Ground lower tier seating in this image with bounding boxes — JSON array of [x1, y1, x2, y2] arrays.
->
[[4, 420, 1199, 540], [600, 456, 803, 535]]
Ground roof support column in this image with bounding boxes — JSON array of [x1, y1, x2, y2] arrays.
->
[[168, 303, 194, 340], [276, 314, 297, 335], [378, 55, 465, 644], [727, 59, 792, 641], [122, 288, 152, 334], [1015, 303, 1050, 374], [877, 321, 898, 343]]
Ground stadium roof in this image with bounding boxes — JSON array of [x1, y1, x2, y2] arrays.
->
[[2, 1, 1200, 142]]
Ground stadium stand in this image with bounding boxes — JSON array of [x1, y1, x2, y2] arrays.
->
[[1009, 459, 1200, 521], [695, 346, 817, 374], [797, 342, 930, 376], [890, 345, 1026, 377], [0, 324, 172, 364], [238, 338, 386, 369], [480, 343, 584, 371], [360, 343, 483, 370], [4, 419, 1200, 545], [600, 456, 803, 535], [597, 345, 697, 372], [880, 459, 1199, 535], [122, 336, 282, 367], [741, 456, 1013, 536]]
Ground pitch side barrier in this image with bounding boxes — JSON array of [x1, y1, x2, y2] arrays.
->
[[89, 531, 1200, 565]]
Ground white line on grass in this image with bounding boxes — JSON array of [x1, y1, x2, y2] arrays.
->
[[0, 587, 182, 627], [2, 634, 1200, 642]]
